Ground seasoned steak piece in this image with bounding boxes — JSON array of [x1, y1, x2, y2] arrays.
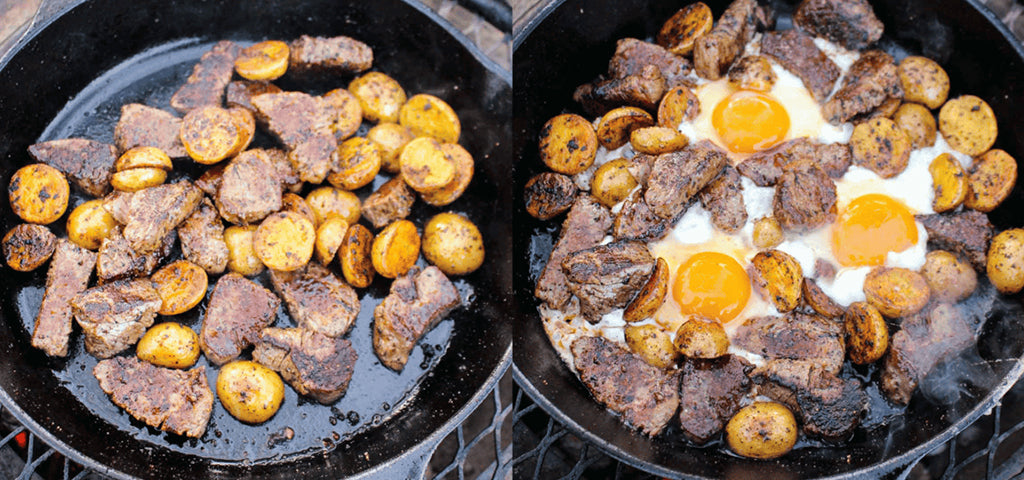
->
[[535, 195, 613, 309], [607, 38, 692, 88], [613, 190, 670, 242], [773, 166, 837, 231], [562, 240, 655, 321], [178, 197, 228, 274], [104, 181, 202, 254], [823, 50, 901, 125], [882, 303, 975, 404], [113, 104, 187, 158], [628, 153, 656, 186], [645, 142, 728, 220], [678, 355, 752, 444], [169, 40, 240, 113], [195, 164, 226, 197], [31, 240, 96, 357], [199, 273, 281, 365], [261, 148, 303, 193], [752, 359, 868, 440], [71, 278, 161, 359], [573, 65, 667, 117], [373, 266, 460, 371], [733, 312, 845, 373], [251, 92, 337, 184], [694, 0, 761, 80], [525, 172, 578, 221], [770, 138, 851, 179], [738, 151, 783, 187], [253, 327, 358, 404], [288, 35, 373, 75], [760, 30, 841, 102], [96, 227, 175, 282], [572, 335, 680, 435], [28, 139, 117, 197], [215, 150, 283, 225], [916, 211, 993, 271], [699, 165, 747, 233], [361, 177, 416, 229], [270, 262, 359, 337], [794, 0, 884, 51], [226, 80, 283, 113], [94, 356, 213, 438]]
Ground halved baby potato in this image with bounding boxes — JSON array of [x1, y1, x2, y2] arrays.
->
[[590, 158, 638, 207], [623, 257, 669, 323], [939, 95, 997, 157], [850, 117, 912, 178], [863, 267, 931, 318], [920, 250, 977, 303], [180, 106, 242, 165], [400, 137, 455, 193], [151, 260, 208, 315], [330, 137, 382, 190], [371, 219, 420, 279], [422, 212, 484, 276], [66, 199, 117, 250], [749, 250, 803, 313], [9, 163, 69, 225], [305, 186, 361, 226], [726, 402, 797, 460], [399, 93, 461, 143], [217, 360, 284, 424], [629, 126, 689, 154], [280, 192, 316, 225], [349, 71, 407, 123], [596, 107, 655, 150], [111, 167, 167, 192], [421, 143, 474, 206], [115, 146, 173, 172], [892, 103, 936, 149], [368, 122, 415, 173], [136, 322, 201, 369], [224, 225, 264, 276], [2, 223, 56, 272], [844, 301, 888, 365], [987, 228, 1024, 294], [899, 56, 950, 110], [322, 88, 363, 141], [658, 85, 700, 128], [624, 323, 679, 369], [674, 316, 729, 359], [254, 211, 316, 272], [964, 149, 1017, 212], [339, 223, 375, 288], [234, 40, 289, 81], [929, 153, 968, 213], [314, 216, 349, 266], [656, 2, 713, 56], [539, 113, 598, 175]]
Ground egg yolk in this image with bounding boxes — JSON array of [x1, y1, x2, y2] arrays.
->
[[672, 251, 751, 323], [831, 194, 918, 267], [712, 91, 790, 153]]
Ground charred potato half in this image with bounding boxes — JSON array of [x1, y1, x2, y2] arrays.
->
[[422, 213, 484, 276], [216, 360, 285, 424], [629, 126, 689, 155], [623, 258, 669, 323], [136, 322, 201, 369], [590, 158, 639, 207], [339, 223, 375, 288], [151, 260, 208, 316], [305, 186, 360, 226], [66, 199, 117, 251], [892, 103, 936, 149], [752, 217, 783, 249], [657, 85, 700, 128], [400, 137, 456, 194], [939, 95, 998, 157], [596, 107, 655, 150], [9, 163, 69, 225], [749, 250, 803, 313], [929, 153, 968, 213], [898, 56, 950, 110], [368, 122, 415, 173], [115, 146, 173, 172], [656, 2, 713, 56], [965, 149, 1017, 212], [802, 278, 845, 319], [987, 228, 1024, 294], [920, 250, 977, 303], [728, 55, 777, 92], [726, 402, 798, 460], [538, 113, 598, 175], [524, 172, 577, 220], [863, 267, 931, 318], [850, 118, 912, 178], [314, 217, 349, 266], [348, 71, 407, 123], [254, 211, 316, 272], [624, 324, 679, 370], [371, 219, 420, 279], [399, 93, 461, 143], [330, 137, 382, 190], [844, 301, 889, 365], [674, 316, 729, 359], [281, 193, 316, 225], [2, 224, 56, 272]]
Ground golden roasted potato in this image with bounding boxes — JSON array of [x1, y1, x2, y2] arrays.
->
[[965, 149, 1017, 212], [8, 163, 69, 225], [590, 158, 639, 207], [674, 316, 729, 359], [400, 137, 455, 194], [596, 107, 655, 150], [987, 228, 1024, 294], [322, 88, 363, 141], [524, 172, 577, 220], [656, 2, 713, 56], [371, 219, 421, 279], [850, 118, 912, 178], [368, 122, 415, 173], [66, 199, 117, 250], [2, 224, 56, 272], [899, 56, 950, 109], [929, 153, 968, 212], [216, 360, 284, 424], [234, 40, 289, 81], [315, 216, 348, 265], [180, 105, 244, 165], [339, 223, 375, 288], [752, 217, 783, 249], [254, 211, 316, 272], [863, 267, 931, 317], [750, 250, 803, 313], [727, 55, 777, 92], [657, 85, 700, 128], [844, 301, 888, 365], [305, 186, 360, 226], [136, 322, 200, 369], [920, 250, 977, 303], [802, 278, 845, 318], [330, 137, 382, 190], [110, 167, 167, 192], [422, 213, 484, 276], [228, 107, 256, 156], [624, 324, 679, 369], [624, 257, 669, 323], [538, 113, 598, 175], [224, 225, 264, 276], [422, 143, 475, 206], [280, 192, 316, 225], [629, 126, 689, 154], [939, 95, 998, 156], [151, 260, 208, 315], [349, 71, 407, 123], [115, 146, 173, 172], [399, 93, 461, 143], [892, 103, 936, 149], [726, 402, 798, 460]]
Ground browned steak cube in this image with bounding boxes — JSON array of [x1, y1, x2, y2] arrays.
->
[[373, 266, 460, 371], [562, 240, 655, 321], [573, 65, 666, 117], [693, 0, 761, 80], [733, 312, 845, 373], [882, 303, 975, 405], [199, 273, 280, 365], [534, 195, 612, 309], [113, 103, 187, 158], [214, 150, 283, 225], [773, 166, 838, 232], [361, 177, 416, 229], [607, 38, 692, 88], [251, 92, 337, 184], [226, 80, 283, 113], [177, 197, 228, 274], [27, 139, 117, 197], [194, 163, 226, 197], [823, 50, 901, 125], [571, 335, 680, 435], [269, 262, 359, 338], [169, 40, 240, 113], [738, 150, 783, 186], [71, 278, 161, 359], [916, 211, 993, 271], [678, 355, 752, 444], [94, 356, 213, 438], [31, 239, 96, 357], [645, 142, 728, 220], [752, 358, 868, 440], [104, 181, 202, 255], [288, 35, 373, 75], [96, 227, 175, 283], [760, 30, 841, 103], [793, 0, 884, 51], [260, 148, 303, 193], [612, 191, 670, 242], [699, 165, 747, 233], [253, 327, 358, 404]]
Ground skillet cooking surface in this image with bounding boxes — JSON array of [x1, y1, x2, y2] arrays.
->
[[513, 0, 1024, 478], [0, 0, 511, 478]]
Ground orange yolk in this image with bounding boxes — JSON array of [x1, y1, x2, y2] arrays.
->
[[672, 251, 751, 323], [712, 90, 790, 153], [831, 194, 918, 267]]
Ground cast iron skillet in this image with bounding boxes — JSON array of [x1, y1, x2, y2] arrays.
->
[[513, 0, 1024, 478], [0, 0, 512, 478]]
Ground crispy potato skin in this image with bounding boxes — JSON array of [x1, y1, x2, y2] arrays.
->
[[368, 123, 415, 173], [349, 71, 407, 123], [180, 106, 241, 165], [400, 137, 455, 193], [752, 217, 783, 249], [115, 146, 173, 171], [987, 229, 1024, 294], [234, 40, 289, 81], [674, 316, 729, 359], [624, 257, 669, 323], [422, 143, 475, 206], [224, 225, 265, 276], [596, 107, 655, 150], [750, 250, 803, 313], [330, 137, 382, 190], [965, 149, 1017, 212], [8, 163, 69, 225], [726, 402, 798, 460], [111, 167, 167, 192], [656, 2, 713, 56], [339, 223, 375, 288], [305, 186, 361, 226], [899, 56, 950, 110], [254, 211, 316, 272], [658, 86, 700, 128], [422, 213, 484, 276], [629, 126, 689, 154], [802, 278, 845, 318], [314, 217, 348, 265], [863, 267, 931, 317], [66, 199, 117, 250], [850, 118, 912, 178], [151, 260, 208, 315], [920, 250, 977, 303], [590, 158, 639, 207], [938, 95, 998, 157], [399, 93, 461, 143], [844, 301, 888, 365], [624, 323, 679, 369], [892, 103, 936, 149], [216, 360, 284, 424], [538, 114, 599, 175], [136, 322, 201, 369], [2, 224, 56, 272], [371, 219, 421, 279], [929, 153, 968, 213]]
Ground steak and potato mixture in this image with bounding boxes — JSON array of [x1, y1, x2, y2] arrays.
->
[[528, 0, 1022, 460], [8, 35, 484, 438]]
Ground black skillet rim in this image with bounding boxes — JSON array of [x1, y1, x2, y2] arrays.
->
[[511, 0, 1024, 478], [0, 0, 513, 478]]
